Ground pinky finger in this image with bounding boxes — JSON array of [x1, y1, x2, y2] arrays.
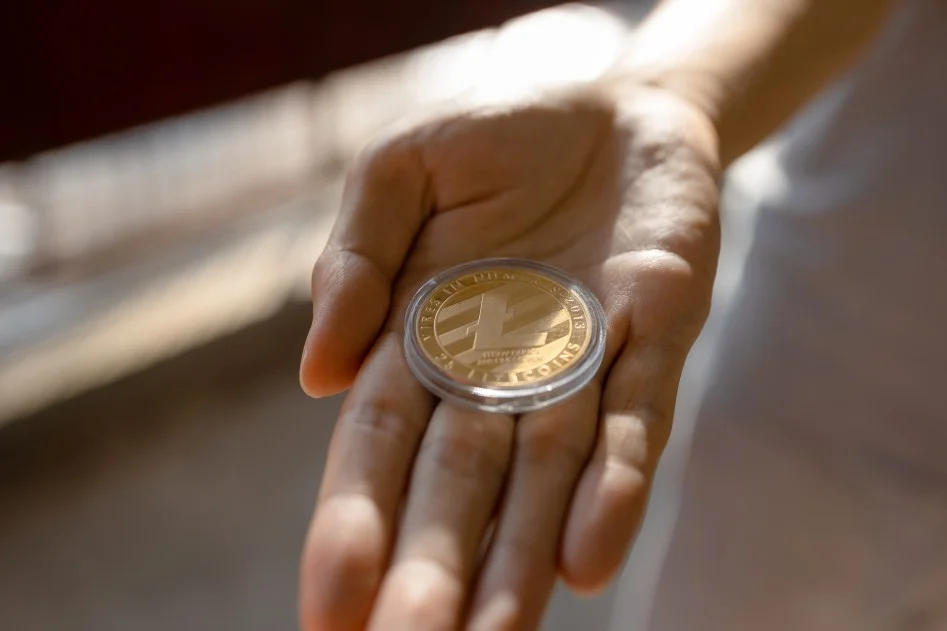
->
[[559, 343, 685, 592]]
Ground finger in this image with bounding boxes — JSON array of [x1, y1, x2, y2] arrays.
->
[[300, 333, 435, 631], [367, 404, 515, 631], [560, 342, 684, 592], [301, 137, 431, 397], [466, 383, 600, 631]]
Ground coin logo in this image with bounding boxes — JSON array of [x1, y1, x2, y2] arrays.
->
[[405, 259, 607, 412], [414, 266, 593, 387]]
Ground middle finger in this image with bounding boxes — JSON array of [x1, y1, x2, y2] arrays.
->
[[466, 381, 601, 631], [367, 403, 515, 631]]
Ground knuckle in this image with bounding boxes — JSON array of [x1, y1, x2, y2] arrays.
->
[[386, 558, 460, 621], [305, 528, 372, 583], [491, 531, 555, 569], [300, 499, 384, 631], [309, 247, 340, 290], [339, 399, 423, 447], [517, 421, 591, 473], [420, 415, 512, 485], [599, 404, 667, 476], [352, 133, 417, 185], [515, 385, 598, 472], [398, 582, 443, 622]]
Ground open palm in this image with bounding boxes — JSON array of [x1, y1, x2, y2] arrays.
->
[[299, 83, 721, 631]]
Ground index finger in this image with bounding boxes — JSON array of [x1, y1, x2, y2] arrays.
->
[[300, 333, 435, 631]]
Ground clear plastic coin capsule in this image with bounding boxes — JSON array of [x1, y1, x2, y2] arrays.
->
[[404, 258, 607, 413]]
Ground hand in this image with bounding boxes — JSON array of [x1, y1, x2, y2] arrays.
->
[[298, 82, 720, 631]]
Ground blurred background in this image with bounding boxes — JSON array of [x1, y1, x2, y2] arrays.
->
[[0, 1, 770, 629]]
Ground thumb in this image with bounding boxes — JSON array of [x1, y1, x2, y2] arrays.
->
[[301, 137, 430, 397]]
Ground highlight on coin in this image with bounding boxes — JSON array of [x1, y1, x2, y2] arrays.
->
[[403, 258, 606, 413]]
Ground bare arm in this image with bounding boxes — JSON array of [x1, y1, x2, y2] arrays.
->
[[298, 3, 902, 629], [615, 0, 897, 165]]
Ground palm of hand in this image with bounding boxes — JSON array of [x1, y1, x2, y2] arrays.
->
[[300, 85, 720, 631]]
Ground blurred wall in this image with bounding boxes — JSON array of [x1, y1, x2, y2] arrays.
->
[[0, 0, 557, 160]]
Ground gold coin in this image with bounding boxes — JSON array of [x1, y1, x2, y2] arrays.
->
[[414, 265, 594, 388]]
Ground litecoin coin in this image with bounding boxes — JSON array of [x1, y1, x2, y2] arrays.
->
[[404, 258, 606, 413]]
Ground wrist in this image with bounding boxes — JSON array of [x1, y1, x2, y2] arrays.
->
[[605, 0, 895, 166], [593, 70, 722, 174]]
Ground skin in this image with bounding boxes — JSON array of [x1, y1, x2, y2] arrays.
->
[[298, 1, 895, 629]]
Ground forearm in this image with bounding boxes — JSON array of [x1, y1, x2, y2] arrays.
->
[[614, 0, 896, 165]]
